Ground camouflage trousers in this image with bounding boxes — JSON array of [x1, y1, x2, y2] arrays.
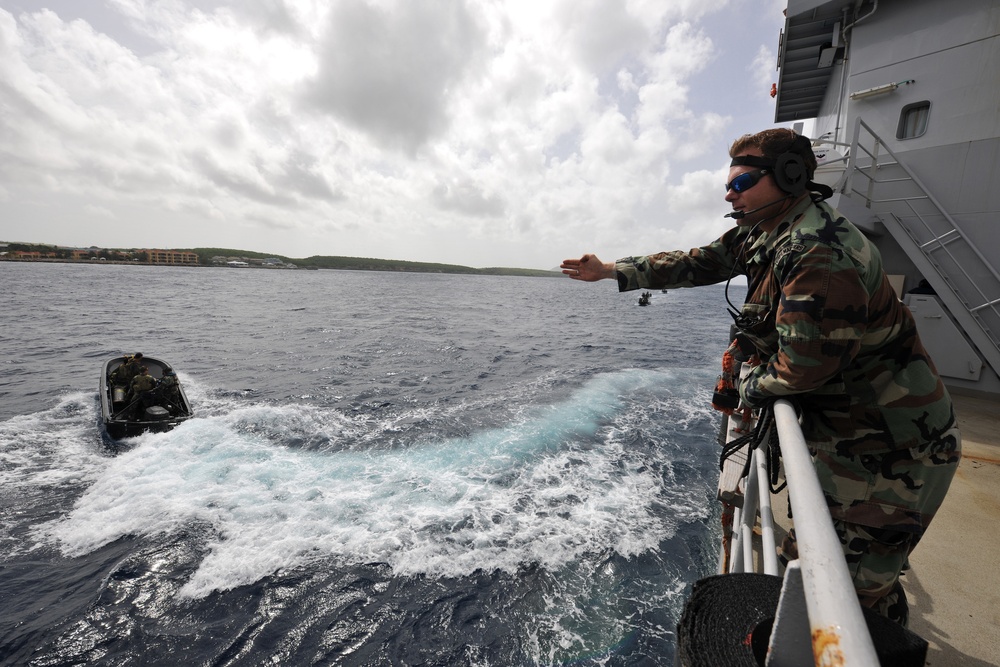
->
[[783, 426, 962, 626]]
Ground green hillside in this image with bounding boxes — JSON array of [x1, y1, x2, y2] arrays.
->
[[190, 248, 558, 276], [0, 241, 559, 278]]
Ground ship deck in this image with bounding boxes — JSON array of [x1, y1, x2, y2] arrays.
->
[[907, 392, 1000, 665]]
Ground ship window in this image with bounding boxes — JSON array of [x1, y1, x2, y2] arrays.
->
[[897, 101, 930, 139]]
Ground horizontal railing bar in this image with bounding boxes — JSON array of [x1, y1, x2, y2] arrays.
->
[[868, 195, 930, 204]]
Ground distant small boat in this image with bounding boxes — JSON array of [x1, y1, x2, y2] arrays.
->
[[100, 356, 194, 439], [638, 291, 652, 306]]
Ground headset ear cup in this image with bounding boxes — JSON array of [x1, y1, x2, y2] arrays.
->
[[774, 153, 807, 195]]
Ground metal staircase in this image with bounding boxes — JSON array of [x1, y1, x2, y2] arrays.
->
[[843, 118, 1000, 380]]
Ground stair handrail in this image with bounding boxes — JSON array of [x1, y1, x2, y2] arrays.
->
[[848, 118, 1000, 288], [844, 118, 1000, 372]]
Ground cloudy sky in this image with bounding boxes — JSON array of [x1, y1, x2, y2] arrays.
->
[[1, 0, 792, 270]]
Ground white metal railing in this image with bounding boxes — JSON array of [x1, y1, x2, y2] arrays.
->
[[718, 399, 880, 666]]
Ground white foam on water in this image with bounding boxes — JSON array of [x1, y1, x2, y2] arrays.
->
[[0, 392, 108, 489], [32, 369, 714, 599]]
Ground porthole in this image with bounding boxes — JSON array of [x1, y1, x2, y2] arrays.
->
[[897, 101, 930, 139]]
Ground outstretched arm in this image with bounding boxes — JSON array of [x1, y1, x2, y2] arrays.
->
[[560, 254, 616, 282]]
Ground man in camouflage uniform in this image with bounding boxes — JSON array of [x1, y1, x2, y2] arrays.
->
[[158, 369, 182, 414], [112, 352, 144, 387], [560, 128, 960, 625], [126, 365, 159, 419]]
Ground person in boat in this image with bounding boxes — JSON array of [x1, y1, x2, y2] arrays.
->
[[158, 369, 183, 413], [125, 365, 158, 418], [109, 356, 130, 386], [560, 127, 960, 626], [112, 352, 144, 387]]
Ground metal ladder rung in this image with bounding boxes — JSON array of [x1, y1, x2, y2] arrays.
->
[[871, 195, 930, 204], [972, 296, 1000, 313], [874, 176, 918, 185], [920, 229, 961, 250], [921, 264, 996, 313]]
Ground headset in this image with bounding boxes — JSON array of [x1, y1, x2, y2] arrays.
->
[[729, 133, 813, 197]]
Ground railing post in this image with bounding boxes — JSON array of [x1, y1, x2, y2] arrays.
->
[[771, 399, 880, 665], [866, 131, 879, 206], [847, 118, 865, 206], [752, 441, 780, 576]]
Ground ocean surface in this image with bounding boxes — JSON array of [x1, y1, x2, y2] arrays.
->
[[0, 261, 742, 666]]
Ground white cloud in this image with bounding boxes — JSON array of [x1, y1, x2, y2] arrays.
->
[[0, 0, 790, 269]]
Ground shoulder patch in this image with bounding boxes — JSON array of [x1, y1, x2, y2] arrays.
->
[[775, 242, 806, 261]]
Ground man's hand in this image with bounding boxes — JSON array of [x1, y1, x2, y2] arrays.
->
[[560, 254, 615, 281]]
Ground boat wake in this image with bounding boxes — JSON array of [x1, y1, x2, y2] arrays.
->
[[15, 369, 717, 600]]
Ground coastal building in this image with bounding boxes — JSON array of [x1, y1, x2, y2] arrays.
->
[[141, 249, 199, 265], [8, 250, 52, 260]]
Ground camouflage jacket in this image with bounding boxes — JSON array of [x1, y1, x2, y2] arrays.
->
[[119, 359, 142, 383], [614, 197, 955, 454], [130, 373, 158, 394]]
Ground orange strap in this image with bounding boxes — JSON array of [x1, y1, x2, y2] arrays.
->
[[711, 340, 740, 415]]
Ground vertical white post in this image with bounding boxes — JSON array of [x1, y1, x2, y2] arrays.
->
[[739, 456, 760, 572], [728, 505, 745, 573], [753, 442, 779, 576], [766, 561, 815, 667]]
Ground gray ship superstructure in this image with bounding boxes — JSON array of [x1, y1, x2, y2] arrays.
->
[[775, 0, 1000, 398]]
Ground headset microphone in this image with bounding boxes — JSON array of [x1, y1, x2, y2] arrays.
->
[[724, 195, 793, 219]]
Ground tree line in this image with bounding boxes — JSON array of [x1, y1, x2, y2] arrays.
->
[[1, 242, 559, 278]]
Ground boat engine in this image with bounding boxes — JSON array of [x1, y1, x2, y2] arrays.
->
[[144, 405, 171, 421]]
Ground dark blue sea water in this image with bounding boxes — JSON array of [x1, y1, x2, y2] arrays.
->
[[0, 261, 741, 666]]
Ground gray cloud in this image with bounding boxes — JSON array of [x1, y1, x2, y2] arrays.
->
[[558, 0, 647, 76], [190, 150, 298, 207], [302, 0, 484, 153], [221, 0, 301, 37], [190, 149, 341, 207], [279, 150, 343, 202], [431, 178, 505, 217]]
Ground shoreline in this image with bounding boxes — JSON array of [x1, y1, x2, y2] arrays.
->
[[0, 257, 561, 277]]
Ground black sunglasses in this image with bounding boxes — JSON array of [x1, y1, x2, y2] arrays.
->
[[725, 169, 770, 193]]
